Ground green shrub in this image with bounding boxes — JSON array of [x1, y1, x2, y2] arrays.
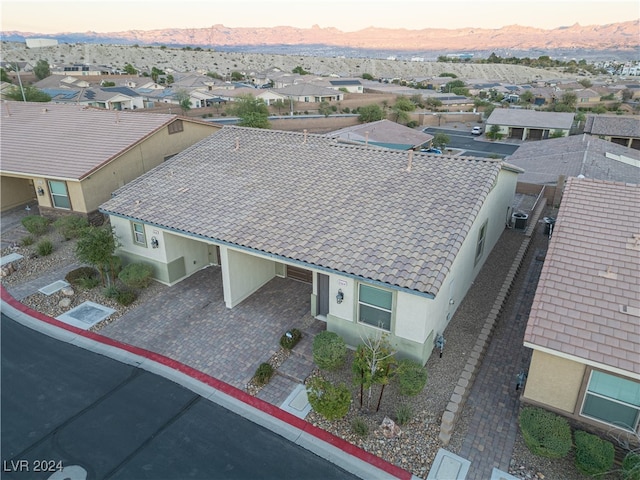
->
[[623, 451, 640, 480], [118, 262, 153, 289], [36, 239, 53, 256], [574, 430, 614, 476], [395, 359, 428, 396], [20, 235, 34, 246], [279, 328, 302, 350], [54, 215, 88, 240], [21, 215, 50, 236], [76, 275, 100, 290], [312, 331, 347, 371], [351, 417, 369, 437], [103, 285, 120, 299], [395, 403, 413, 426], [306, 376, 351, 421], [519, 407, 572, 458], [253, 362, 275, 386], [65, 267, 100, 286], [115, 288, 137, 306]]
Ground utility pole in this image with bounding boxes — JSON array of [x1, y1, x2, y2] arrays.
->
[[13, 63, 27, 102]]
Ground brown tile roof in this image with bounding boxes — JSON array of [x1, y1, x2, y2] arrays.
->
[[584, 114, 640, 138], [327, 119, 434, 149], [507, 135, 640, 185], [101, 126, 516, 296], [0, 102, 180, 180], [487, 109, 575, 129], [524, 177, 640, 375]]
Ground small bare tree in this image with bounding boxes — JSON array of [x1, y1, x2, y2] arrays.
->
[[352, 330, 396, 412]]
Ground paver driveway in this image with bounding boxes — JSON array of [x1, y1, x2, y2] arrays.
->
[[99, 266, 313, 390]]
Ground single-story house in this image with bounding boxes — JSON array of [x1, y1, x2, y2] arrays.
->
[[326, 119, 434, 150], [273, 83, 344, 103], [522, 177, 640, 437], [99, 125, 522, 365], [485, 109, 575, 140], [0, 102, 221, 219], [583, 114, 640, 150], [506, 135, 640, 186]]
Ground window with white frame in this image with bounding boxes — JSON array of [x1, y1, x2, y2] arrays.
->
[[581, 370, 640, 432], [358, 284, 392, 331], [47, 180, 71, 209], [475, 221, 488, 266], [131, 222, 147, 246]]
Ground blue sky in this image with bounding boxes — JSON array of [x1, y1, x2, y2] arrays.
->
[[1, 0, 638, 33]]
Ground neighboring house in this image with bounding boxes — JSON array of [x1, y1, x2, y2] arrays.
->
[[99, 126, 522, 365], [41, 86, 145, 110], [522, 177, 640, 437], [326, 119, 434, 150], [583, 114, 640, 150], [575, 88, 601, 104], [506, 135, 640, 185], [485, 109, 575, 140], [325, 79, 364, 93], [273, 83, 344, 103], [0, 102, 221, 218]]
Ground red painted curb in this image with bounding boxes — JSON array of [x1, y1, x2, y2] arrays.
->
[[1, 285, 412, 480]]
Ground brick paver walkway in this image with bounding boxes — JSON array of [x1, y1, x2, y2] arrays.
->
[[458, 243, 547, 478], [99, 266, 313, 390]]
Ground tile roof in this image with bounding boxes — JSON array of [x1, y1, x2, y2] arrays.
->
[[101, 126, 515, 296], [584, 114, 640, 138], [507, 135, 640, 185], [0, 102, 180, 180], [524, 178, 640, 376], [486, 109, 575, 129], [326, 119, 434, 150]]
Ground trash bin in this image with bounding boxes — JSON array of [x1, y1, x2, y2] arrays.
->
[[543, 217, 556, 235], [512, 212, 529, 230]]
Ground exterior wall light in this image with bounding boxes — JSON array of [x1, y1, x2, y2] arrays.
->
[[151, 236, 159, 248], [37, 187, 45, 196], [336, 289, 344, 304]]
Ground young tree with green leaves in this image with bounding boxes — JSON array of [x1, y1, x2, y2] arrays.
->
[[75, 226, 120, 287], [358, 104, 384, 123], [432, 132, 450, 150], [318, 101, 332, 117], [227, 94, 270, 129], [5, 85, 51, 102], [272, 99, 287, 115], [175, 89, 192, 114], [33, 59, 51, 80], [391, 96, 415, 124]]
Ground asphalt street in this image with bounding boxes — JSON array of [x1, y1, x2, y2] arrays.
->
[[1, 313, 360, 480], [423, 127, 520, 158]]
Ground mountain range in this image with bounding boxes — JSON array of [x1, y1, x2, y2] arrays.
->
[[3, 21, 639, 59]]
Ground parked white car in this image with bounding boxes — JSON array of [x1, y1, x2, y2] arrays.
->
[[471, 126, 483, 135]]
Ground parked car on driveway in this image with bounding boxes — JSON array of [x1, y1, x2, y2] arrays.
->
[[471, 126, 483, 135], [421, 147, 442, 154]]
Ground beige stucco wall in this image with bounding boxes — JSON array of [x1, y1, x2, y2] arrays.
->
[[1, 176, 36, 211], [523, 349, 586, 413], [3, 121, 220, 216], [221, 246, 276, 308]]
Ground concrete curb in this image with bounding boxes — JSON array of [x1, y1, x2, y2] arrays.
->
[[438, 199, 547, 445], [1, 287, 416, 480]]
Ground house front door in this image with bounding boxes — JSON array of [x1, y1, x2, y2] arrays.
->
[[317, 273, 329, 318]]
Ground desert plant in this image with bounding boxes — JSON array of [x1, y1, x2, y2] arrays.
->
[[118, 262, 153, 289], [103, 285, 120, 299], [622, 451, 640, 480], [351, 417, 369, 437], [253, 362, 274, 386], [395, 359, 428, 396], [395, 403, 413, 426], [20, 235, 34, 246], [279, 328, 302, 350], [115, 288, 137, 306], [312, 331, 347, 371], [76, 275, 101, 290], [36, 239, 53, 256], [306, 376, 351, 421], [21, 215, 50, 236], [75, 226, 119, 286], [518, 407, 572, 458], [352, 332, 396, 411], [54, 215, 88, 240], [65, 266, 100, 286], [574, 430, 614, 476]]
